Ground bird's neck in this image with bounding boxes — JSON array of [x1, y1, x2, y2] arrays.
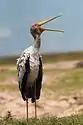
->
[[33, 35, 41, 49]]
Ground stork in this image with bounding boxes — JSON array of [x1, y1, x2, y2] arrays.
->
[[16, 14, 64, 120]]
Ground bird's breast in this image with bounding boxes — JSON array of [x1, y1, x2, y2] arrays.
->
[[27, 54, 39, 84]]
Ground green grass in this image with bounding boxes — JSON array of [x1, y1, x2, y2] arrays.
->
[[0, 70, 16, 81], [0, 56, 17, 65], [44, 68, 83, 89], [0, 51, 83, 65], [42, 51, 83, 63], [0, 84, 18, 92], [43, 68, 83, 98], [0, 69, 18, 92], [0, 65, 83, 95], [0, 115, 83, 125]]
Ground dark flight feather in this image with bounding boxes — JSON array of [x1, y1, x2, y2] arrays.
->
[[19, 56, 43, 103]]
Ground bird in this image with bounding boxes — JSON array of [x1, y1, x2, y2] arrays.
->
[[16, 14, 64, 119]]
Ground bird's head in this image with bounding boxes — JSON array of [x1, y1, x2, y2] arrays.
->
[[30, 14, 64, 39]]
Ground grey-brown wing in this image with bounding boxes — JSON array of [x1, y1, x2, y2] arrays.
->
[[17, 55, 30, 101], [36, 56, 43, 99]]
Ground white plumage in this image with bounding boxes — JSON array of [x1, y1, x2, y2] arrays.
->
[[17, 45, 41, 87], [17, 41, 43, 103]]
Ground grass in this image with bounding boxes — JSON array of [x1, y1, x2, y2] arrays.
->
[[0, 51, 83, 65], [0, 84, 18, 92], [0, 63, 83, 95], [0, 115, 83, 125], [42, 51, 83, 63], [43, 68, 83, 98], [0, 69, 18, 92], [0, 70, 16, 81], [0, 52, 83, 124]]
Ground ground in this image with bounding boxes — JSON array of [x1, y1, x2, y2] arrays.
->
[[0, 60, 83, 120]]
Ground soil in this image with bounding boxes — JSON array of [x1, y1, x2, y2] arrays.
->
[[0, 60, 83, 119]]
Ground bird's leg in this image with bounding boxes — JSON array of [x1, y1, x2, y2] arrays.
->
[[26, 98, 28, 121], [34, 81, 37, 119]]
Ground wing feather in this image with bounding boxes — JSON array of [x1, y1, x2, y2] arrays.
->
[[17, 53, 43, 102], [31, 56, 43, 103], [36, 56, 43, 99], [16, 53, 30, 100]]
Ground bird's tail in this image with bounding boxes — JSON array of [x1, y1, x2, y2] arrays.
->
[[24, 81, 41, 103]]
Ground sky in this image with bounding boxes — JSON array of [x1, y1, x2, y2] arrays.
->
[[0, 0, 83, 56]]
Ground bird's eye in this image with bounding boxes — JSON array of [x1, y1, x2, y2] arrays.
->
[[31, 25, 37, 31]]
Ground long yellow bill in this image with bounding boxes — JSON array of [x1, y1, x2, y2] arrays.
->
[[43, 28, 64, 33], [37, 15, 62, 26]]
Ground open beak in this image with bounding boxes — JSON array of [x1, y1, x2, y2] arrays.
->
[[41, 28, 64, 33], [37, 14, 64, 33]]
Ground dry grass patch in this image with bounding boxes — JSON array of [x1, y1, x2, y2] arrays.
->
[[0, 84, 18, 92], [43, 68, 83, 99]]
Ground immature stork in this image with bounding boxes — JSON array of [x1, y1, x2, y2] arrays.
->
[[17, 15, 64, 119]]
